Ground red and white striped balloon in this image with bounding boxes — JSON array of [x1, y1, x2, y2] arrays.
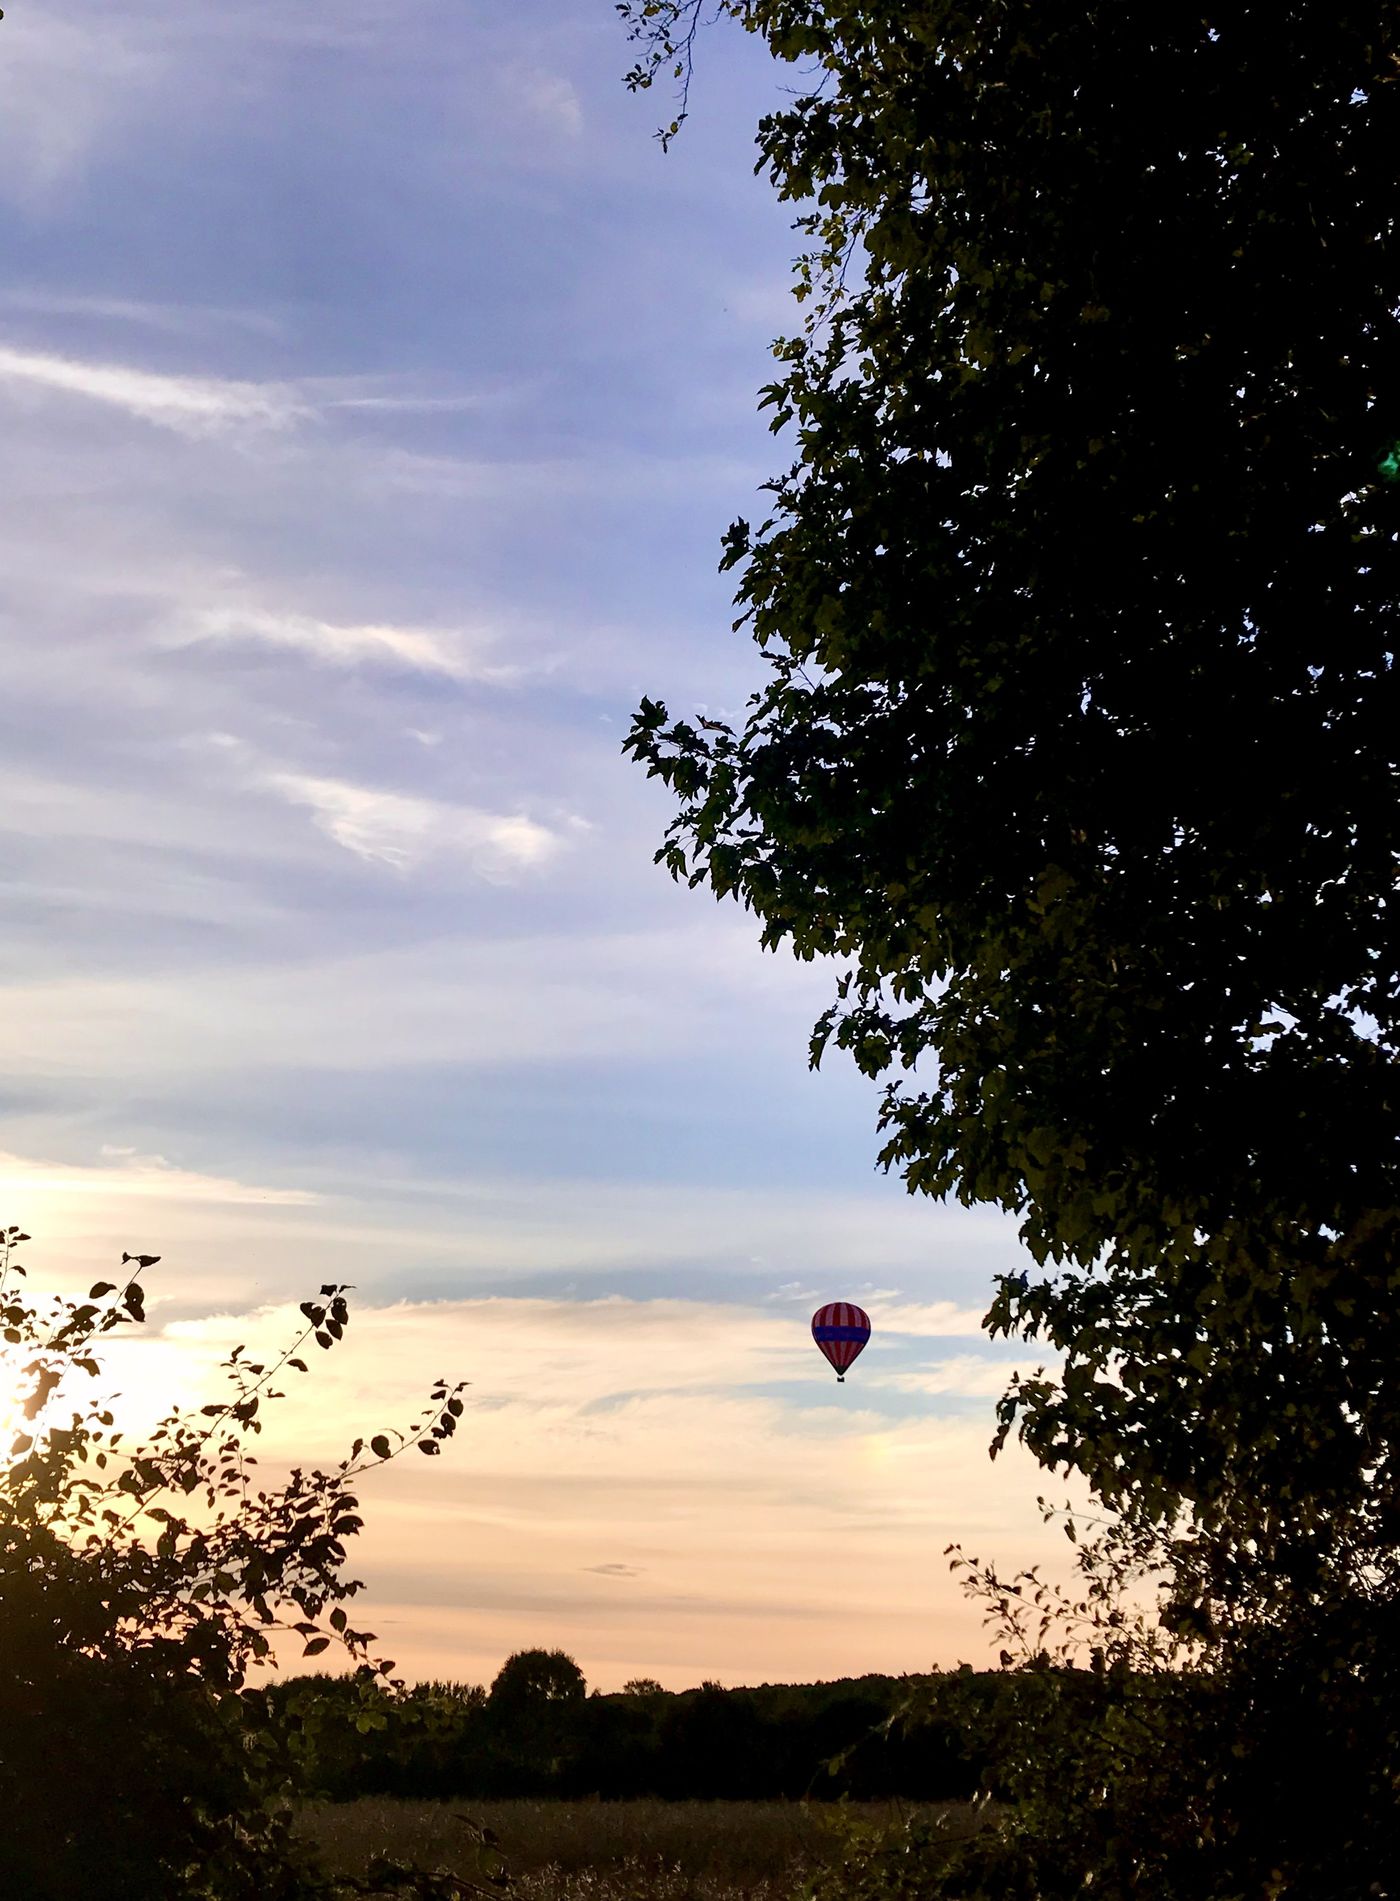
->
[[811, 1302, 871, 1382]]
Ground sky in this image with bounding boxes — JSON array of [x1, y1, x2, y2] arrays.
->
[[0, 0, 1076, 1690]]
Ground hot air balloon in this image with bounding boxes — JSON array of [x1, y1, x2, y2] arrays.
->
[[811, 1302, 871, 1382]]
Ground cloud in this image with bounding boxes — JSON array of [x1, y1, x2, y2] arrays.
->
[[0, 342, 308, 436], [877, 1355, 1032, 1399], [513, 68, 583, 137], [0, 1146, 316, 1207], [0, 10, 166, 202], [879, 1301, 991, 1339], [266, 772, 564, 876], [0, 921, 834, 1082], [583, 1563, 644, 1578], [180, 607, 519, 683], [0, 289, 282, 338], [152, 1294, 1014, 1415], [323, 394, 494, 416]]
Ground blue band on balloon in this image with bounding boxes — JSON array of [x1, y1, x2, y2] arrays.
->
[[812, 1325, 870, 1341]]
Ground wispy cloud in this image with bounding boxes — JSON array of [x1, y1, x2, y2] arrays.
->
[[323, 394, 495, 416], [0, 342, 308, 436], [266, 771, 564, 876], [0, 1146, 317, 1207], [0, 922, 832, 1082], [0, 289, 282, 338], [878, 1355, 1030, 1399], [879, 1301, 991, 1339], [181, 607, 519, 683]]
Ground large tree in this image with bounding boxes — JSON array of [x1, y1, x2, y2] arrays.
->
[[623, 2, 1400, 1610]]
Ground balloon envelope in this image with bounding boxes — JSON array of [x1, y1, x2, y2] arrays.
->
[[811, 1302, 871, 1381]]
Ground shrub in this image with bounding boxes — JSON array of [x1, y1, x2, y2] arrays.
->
[[0, 1224, 464, 1898]]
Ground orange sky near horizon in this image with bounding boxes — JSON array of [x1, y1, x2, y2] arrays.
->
[[4, 1155, 1083, 1693]]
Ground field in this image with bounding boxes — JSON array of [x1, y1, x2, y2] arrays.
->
[[296, 1797, 985, 1899]]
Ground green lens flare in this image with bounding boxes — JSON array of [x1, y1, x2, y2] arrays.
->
[[1379, 443, 1400, 482]]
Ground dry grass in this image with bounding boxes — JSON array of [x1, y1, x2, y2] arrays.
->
[[297, 1796, 983, 1899]]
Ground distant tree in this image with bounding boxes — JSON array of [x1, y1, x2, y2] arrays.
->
[[0, 1224, 465, 1899], [621, 1676, 665, 1698], [488, 1647, 587, 1708], [486, 1648, 588, 1787]]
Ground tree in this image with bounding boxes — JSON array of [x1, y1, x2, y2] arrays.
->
[[622, 0, 1400, 1615], [488, 1646, 587, 1709], [0, 1224, 465, 1898], [621, 5, 1400, 1882], [486, 1648, 587, 1786]]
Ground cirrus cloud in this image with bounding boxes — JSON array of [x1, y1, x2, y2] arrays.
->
[[0, 341, 308, 435], [266, 771, 567, 877], [181, 606, 521, 683]]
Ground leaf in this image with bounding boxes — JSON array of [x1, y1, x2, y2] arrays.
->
[[302, 1636, 332, 1658], [370, 1435, 392, 1461]]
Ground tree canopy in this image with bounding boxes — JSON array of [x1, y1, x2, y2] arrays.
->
[[623, 1, 1400, 1608], [489, 1647, 588, 1710]]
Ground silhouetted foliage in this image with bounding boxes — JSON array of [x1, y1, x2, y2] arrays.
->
[[490, 1648, 587, 1705], [482, 1648, 590, 1792], [0, 1225, 464, 1898], [621, 0, 1400, 1609], [618, 3, 1400, 1888], [806, 1521, 1400, 1899], [268, 1659, 976, 1806]]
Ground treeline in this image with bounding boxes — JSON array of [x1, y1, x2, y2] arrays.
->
[[260, 1648, 997, 1803]]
